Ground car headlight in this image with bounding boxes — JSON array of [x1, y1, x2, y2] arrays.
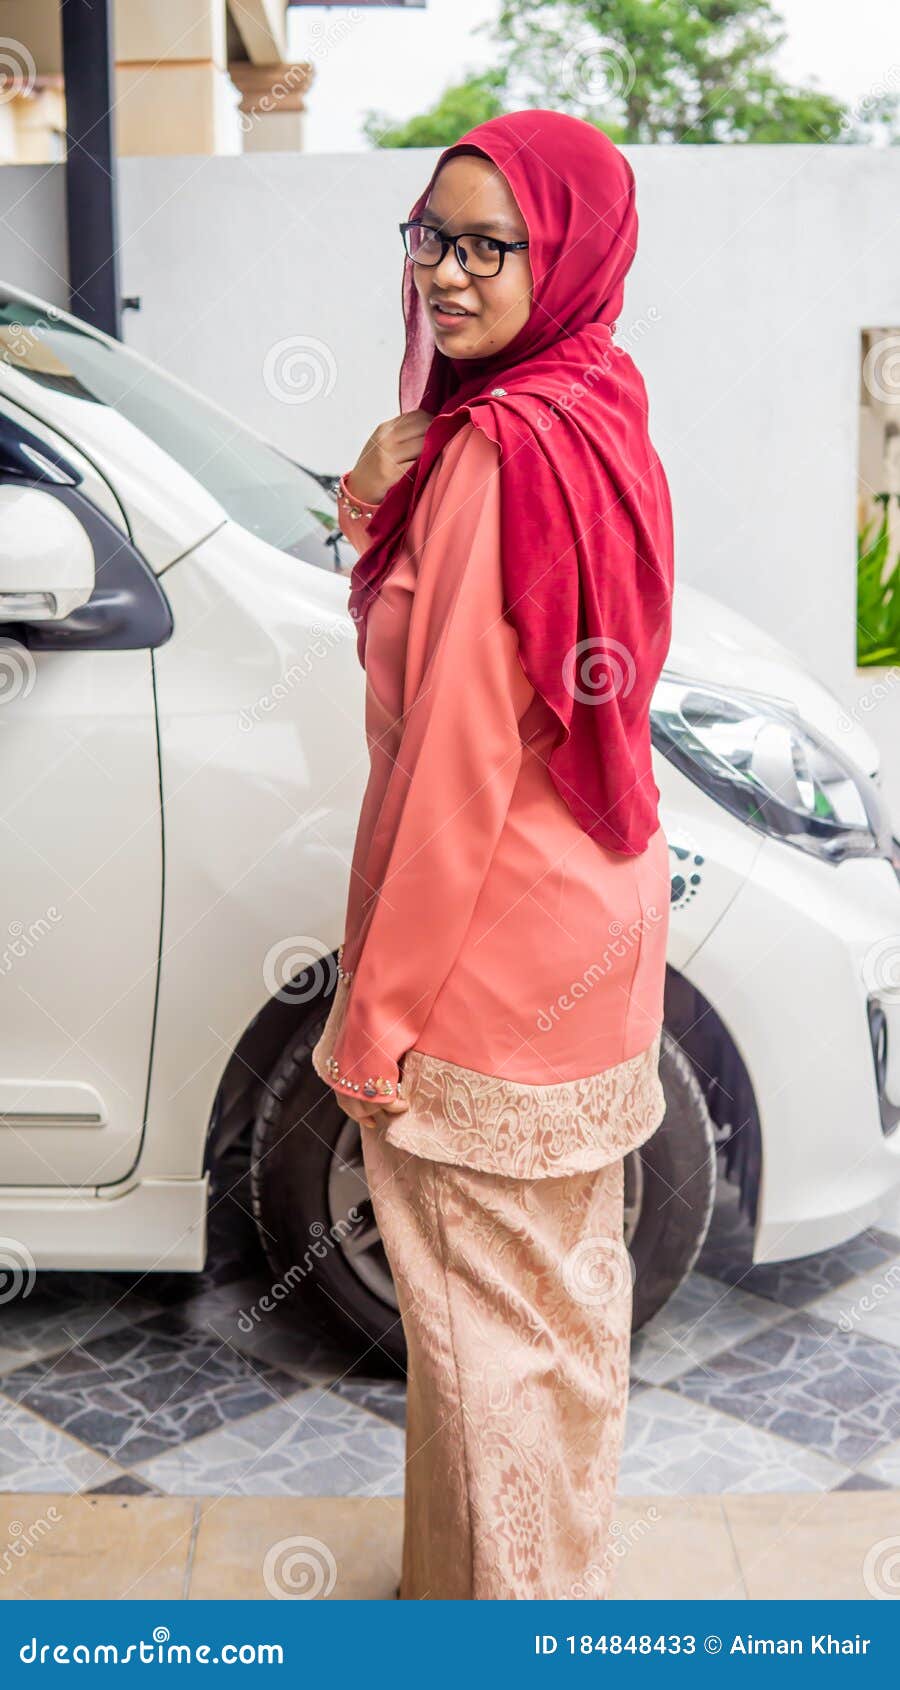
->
[[651, 675, 894, 864]]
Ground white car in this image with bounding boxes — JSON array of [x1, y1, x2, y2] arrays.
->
[[2, 282, 899, 1363]]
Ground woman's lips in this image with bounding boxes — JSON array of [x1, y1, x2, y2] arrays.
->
[[430, 301, 475, 330]]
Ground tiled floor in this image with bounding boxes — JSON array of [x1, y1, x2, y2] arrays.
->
[[1, 1491, 897, 1600], [2, 1154, 900, 1502]]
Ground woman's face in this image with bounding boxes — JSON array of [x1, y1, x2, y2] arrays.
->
[[412, 154, 533, 359]]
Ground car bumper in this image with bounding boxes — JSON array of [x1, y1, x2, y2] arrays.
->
[[686, 838, 900, 1262]]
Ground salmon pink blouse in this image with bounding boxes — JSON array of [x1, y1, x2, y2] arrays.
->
[[312, 422, 672, 1178]]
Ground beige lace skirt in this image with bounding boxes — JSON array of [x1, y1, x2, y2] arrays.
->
[[361, 1119, 633, 1599], [311, 976, 666, 1179]]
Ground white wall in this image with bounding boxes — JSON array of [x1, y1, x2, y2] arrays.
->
[[3, 146, 900, 816]]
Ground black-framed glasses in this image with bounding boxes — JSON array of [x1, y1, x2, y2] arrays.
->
[[399, 219, 529, 278]]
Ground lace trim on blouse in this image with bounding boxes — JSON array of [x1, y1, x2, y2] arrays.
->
[[311, 977, 666, 1180]]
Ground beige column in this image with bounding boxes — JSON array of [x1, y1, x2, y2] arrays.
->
[[114, 0, 242, 157], [0, 0, 65, 165], [0, 74, 64, 165], [228, 60, 314, 153]]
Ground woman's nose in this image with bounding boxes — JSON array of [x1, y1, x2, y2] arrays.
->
[[433, 242, 469, 287]]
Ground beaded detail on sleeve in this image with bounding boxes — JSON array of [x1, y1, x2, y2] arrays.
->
[[338, 474, 379, 524], [311, 977, 665, 1179], [311, 975, 403, 1100]]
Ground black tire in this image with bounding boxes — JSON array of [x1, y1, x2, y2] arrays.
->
[[251, 1009, 716, 1363], [250, 999, 406, 1370], [627, 1027, 717, 1330]]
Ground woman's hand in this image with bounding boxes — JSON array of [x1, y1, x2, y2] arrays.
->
[[335, 1092, 410, 1132], [345, 409, 434, 505]]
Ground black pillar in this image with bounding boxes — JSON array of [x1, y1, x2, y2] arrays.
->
[[60, 0, 121, 338]]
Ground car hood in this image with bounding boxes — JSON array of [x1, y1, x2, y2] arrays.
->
[[666, 583, 879, 778]]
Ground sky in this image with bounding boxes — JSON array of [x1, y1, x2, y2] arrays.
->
[[285, 0, 900, 152]]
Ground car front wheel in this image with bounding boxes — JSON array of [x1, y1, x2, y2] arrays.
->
[[250, 1011, 717, 1366]]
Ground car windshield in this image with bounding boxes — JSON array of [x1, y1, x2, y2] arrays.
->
[[0, 294, 342, 571]]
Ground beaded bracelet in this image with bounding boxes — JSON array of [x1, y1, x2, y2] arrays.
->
[[336, 943, 353, 984]]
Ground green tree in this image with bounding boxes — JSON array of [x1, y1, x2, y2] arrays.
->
[[362, 0, 896, 147], [363, 71, 507, 148]]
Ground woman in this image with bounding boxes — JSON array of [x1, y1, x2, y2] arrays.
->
[[313, 109, 674, 1601]]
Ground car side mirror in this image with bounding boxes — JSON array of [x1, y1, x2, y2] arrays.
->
[[0, 484, 96, 621]]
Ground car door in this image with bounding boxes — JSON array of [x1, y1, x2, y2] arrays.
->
[[0, 401, 169, 1186]]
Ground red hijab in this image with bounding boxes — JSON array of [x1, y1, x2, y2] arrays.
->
[[348, 109, 674, 857]]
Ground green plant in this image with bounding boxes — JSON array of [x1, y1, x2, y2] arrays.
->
[[857, 493, 900, 667]]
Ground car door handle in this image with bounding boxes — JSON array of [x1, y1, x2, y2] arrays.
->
[[0, 590, 57, 618]]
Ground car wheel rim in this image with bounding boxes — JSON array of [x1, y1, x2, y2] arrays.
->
[[330, 1121, 643, 1301], [328, 1116, 399, 1309]]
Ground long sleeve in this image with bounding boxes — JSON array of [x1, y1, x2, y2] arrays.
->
[[323, 423, 534, 1103]]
